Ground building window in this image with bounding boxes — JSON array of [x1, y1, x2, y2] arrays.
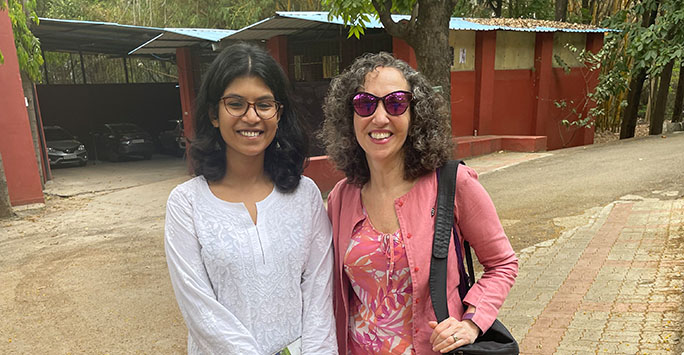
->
[[322, 55, 339, 79], [294, 55, 304, 81]]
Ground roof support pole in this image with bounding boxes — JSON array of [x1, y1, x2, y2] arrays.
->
[[176, 47, 197, 172], [41, 48, 50, 85], [474, 31, 496, 136], [79, 51, 87, 84], [69, 53, 76, 84], [532, 32, 553, 137], [266, 36, 289, 77], [123, 57, 130, 83]]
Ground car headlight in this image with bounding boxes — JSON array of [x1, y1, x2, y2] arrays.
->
[[121, 140, 131, 145], [77, 144, 85, 151], [48, 147, 56, 153]]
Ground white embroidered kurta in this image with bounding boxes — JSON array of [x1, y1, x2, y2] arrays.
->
[[164, 176, 337, 355]]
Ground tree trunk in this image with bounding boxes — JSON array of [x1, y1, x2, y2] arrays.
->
[[488, 0, 502, 17], [555, 0, 569, 21], [650, 58, 675, 134], [620, 3, 658, 139], [671, 61, 684, 123], [0, 153, 14, 218], [645, 76, 657, 125], [621, 70, 648, 139], [375, 0, 455, 115]]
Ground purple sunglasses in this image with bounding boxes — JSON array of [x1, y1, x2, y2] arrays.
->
[[351, 90, 413, 117]]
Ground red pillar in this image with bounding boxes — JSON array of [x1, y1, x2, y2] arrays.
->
[[532, 32, 554, 137], [582, 32, 604, 145], [0, 9, 44, 205], [392, 37, 417, 69], [474, 31, 496, 135], [266, 35, 289, 77], [176, 47, 196, 151]]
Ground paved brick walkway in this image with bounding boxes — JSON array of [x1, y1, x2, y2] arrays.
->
[[498, 196, 684, 354]]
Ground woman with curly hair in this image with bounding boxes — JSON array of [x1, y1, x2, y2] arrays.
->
[[321, 52, 517, 354], [164, 43, 337, 355]]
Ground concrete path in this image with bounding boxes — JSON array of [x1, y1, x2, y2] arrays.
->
[[463, 151, 684, 354]]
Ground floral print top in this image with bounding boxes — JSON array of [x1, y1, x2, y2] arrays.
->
[[343, 216, 414, 355]]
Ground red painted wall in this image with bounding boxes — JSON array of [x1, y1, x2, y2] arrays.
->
[[388, 31, 601, 151], [546, 67, 592, 150], [266, 35, 289, 77], [392, 38, 417, 69], [450, 71, 476, 136], [303, 156, 344, 194], [491, 69, 535, 135], [0, 10, 44, 206]]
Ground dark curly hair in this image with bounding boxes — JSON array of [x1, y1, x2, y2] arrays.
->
[[190, 43, 308, 192], [320, 52, 452, 186]]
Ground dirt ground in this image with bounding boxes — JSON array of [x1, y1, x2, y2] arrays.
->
[[0, 128, 675, 354], [593, 121, 650, 144], [1, 157, 191, 354], [2, 152, 556, 354]]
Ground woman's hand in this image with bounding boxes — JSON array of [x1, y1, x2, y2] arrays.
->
[[428, 317, 480, 353]]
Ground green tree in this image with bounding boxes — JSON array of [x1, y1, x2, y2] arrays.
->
[[323, 0, 458, 108], [615, 0, 684, 137], [0, 0, 44, 81]]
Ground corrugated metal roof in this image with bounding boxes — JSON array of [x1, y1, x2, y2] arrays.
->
[[164, 28, 236, 42], [35, 18, 235, 56], [130, 28, 235, 54], [35, 18, 164, 55], [462, 17, 614, 32], [224, 11, 613, 41]]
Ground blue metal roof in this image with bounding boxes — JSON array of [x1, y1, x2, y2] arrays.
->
[[275, 11, 613, 33], [35, 17, 236, 55], [163, 28, 236, 42]]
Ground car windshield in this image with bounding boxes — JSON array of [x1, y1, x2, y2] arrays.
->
[[44, 127, 73, 141], [108, 124, 143, 134]]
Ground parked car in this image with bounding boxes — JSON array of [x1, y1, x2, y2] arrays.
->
[[43, 125, 88, 167], [92, 123, 154, 161], [157, 119, 186, 157]]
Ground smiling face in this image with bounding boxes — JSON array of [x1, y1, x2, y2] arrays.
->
[[212, 75, 280, 161], [353, 66, 411, 168]]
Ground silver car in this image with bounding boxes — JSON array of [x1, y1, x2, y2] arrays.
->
[[44, 125, 88, 167]]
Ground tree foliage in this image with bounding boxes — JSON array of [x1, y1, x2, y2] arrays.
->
[[598, 0, 684, 136], [37, 0, 320, 29], [1, 0, 44, 81], [323, 0, 458, 110]]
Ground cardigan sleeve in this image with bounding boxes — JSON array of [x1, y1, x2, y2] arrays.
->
[[300, 183, 338, 354], [164, 187, 261, 354], [454, 166, 518, 332]]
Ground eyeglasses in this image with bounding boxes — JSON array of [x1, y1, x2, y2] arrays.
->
[[351, 90, 413, 117], [220, 96, 282, 120]]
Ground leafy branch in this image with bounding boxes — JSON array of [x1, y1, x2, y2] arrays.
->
[[0, 0, 44, 81]]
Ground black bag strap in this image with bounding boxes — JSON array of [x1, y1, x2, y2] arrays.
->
[[430, 160, 467, 322]]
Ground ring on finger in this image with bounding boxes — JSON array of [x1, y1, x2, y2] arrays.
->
[[452, 334, 459, 343]]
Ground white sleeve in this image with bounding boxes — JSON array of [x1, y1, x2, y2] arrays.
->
[[299, 186, 338, 354], [164, 188, 261, 355]]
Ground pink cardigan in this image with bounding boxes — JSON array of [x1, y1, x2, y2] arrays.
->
[[326, 166, 518, 355]]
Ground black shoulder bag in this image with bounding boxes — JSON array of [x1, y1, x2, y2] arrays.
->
[[429, 160, 519, 355]]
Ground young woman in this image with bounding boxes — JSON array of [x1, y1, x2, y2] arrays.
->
[[164, 43, 337, 355], [321, 52, 518, 354]]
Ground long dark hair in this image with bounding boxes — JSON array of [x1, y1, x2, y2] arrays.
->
[[190, 43, 308, 192]]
